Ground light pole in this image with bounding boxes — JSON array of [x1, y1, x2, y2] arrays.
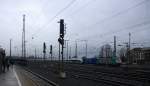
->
[[74, 39, 88, 59], [112, 36, 116, 64], [65, 40, 69, 60], [128, 33, 131, 64], [69, 46, 71, 60], [10, 39, 12, 58], [14, 46, 19, 57], [67, 40, 69, 61], [80, 40, 88, 58], [35, 48, 37, 59], [75, 40, 78, 59]]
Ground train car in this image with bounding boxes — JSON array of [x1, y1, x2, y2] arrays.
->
[[82, 57, 98, 64], [66, 60, 81, 64], [82, 56, 121, 66]]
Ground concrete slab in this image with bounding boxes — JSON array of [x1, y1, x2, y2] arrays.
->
[[0, 67, 19, 86], [15, 66, 37, 86], [15, 66, 53, 86]]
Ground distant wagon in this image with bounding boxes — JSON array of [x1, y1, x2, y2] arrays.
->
[[82, 57, 121, 66], [82, 57, 98, 64]]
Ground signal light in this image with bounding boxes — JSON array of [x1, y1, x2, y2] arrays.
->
[[60, 19, 64, 38], [43, 42, 46, 53], [50, 45, 52, 54], [58, 38, 64, 45]]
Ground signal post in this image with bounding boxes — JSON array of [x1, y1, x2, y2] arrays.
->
[[58, 19, 66, 78]]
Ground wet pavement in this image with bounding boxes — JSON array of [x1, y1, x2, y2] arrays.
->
[[0, 67, 19, 86], [0, 66, 53, 86], [15, 66, 54, 86]]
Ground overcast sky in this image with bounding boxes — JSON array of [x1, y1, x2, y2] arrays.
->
[[0, 0, 150, 58]]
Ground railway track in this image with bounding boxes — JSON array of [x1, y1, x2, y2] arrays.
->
[[66, 68, 145, 86], [24, 67, 59, 86], [33, 65, 147, 86], [71, 72, 140, 86], [26, 61, 150, 86], [65, 64, 150, 84], [67, 66, 150, 80]]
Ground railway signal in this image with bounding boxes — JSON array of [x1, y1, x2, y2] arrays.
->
[[50, 45, 52, 54], [58, 37, 64, 45], [59, 19, 65, 38], [43, 42, 46, 59], [50, 45, 53, 60], [58, 19, 66, 78]]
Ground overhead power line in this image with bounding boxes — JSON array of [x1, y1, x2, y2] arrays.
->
[[88, 0, 149, 29], [101, 20, 150, 37], [65, 0, 149, 41], [31, 0, 76, 37], [31, 0, 52, 28], [88, 20, 150, 44], [67, 0, 97, 17]]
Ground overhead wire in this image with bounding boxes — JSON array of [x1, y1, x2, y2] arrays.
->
[[31, 0, 98, 41], [30, 0, 51, 29], [65, 0, 149, 44], [69, 0, 149, 55], [31, 0, 77, 37], [101, 20, 150, 38], [82, 0, 149, 42], [66, 0, 97, 17], [88, 20, 150, 48], [28, 0, 149, 50], [87, 0, 149, 29]]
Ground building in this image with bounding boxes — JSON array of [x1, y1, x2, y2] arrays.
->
[[130, 47, 150, 64], [98, 44, 113, 64], [100, 44, 113, 58]]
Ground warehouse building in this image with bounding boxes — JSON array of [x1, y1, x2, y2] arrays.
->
[[129, 47, 150, 64]]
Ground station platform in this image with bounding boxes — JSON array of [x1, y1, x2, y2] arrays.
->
[[0, 66, 52, 86], [0, 66, 19, 86]]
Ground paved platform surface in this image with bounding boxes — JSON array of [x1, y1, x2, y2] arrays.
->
[[0, 67, 19, 86], [0, 66, 45, 86], [15, 66, 37, 86], [15, 66, 53, 86], [0, 66, 54, 86]]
